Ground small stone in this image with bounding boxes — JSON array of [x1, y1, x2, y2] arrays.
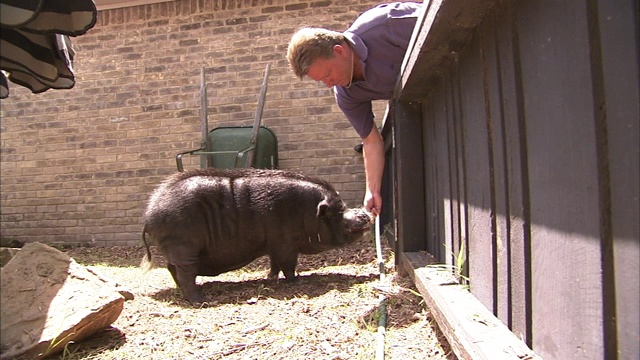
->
[[247, 297, 259, 304]]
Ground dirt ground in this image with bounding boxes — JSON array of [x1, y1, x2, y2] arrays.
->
[[39, 236, 456, 359]]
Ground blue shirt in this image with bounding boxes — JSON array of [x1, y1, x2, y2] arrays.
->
[[336, 2, 423, 139]]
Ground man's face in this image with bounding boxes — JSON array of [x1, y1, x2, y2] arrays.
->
[[306, 45, 352, 88]]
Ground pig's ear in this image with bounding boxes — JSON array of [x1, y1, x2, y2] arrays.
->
[[316, 199, 331, 218]]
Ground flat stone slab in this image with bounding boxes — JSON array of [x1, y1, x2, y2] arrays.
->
[[1, 243, 126, 359]]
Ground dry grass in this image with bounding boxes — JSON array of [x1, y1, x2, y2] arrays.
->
[[45, 236, 455, 360]]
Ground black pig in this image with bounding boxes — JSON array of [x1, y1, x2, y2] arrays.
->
[[141, 168, 372, 304]]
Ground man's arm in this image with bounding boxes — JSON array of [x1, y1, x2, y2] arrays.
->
[[362, 125, 385, 217]]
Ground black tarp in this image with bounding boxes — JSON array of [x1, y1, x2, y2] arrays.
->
[[0, 0, 97, 98]]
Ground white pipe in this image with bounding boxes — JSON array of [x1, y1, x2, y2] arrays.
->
[[374, 216, 387, 360]]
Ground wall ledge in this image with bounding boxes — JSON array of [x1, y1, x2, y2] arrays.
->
[[399, 251, 541, 360], [94, 0, 174, 11]]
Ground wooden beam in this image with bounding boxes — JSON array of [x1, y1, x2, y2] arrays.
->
[[399, 0, 497, 101], [393, 101, 426, 253], [400, 251, 541, 360]]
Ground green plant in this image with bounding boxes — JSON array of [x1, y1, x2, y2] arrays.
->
[[60, 341, 79, 359], [358, 306, 382, 333], [405, 287, 426, 306], [0, 237, 23, 248], [255, 283, 271, 298], [43, 330, 76, 359], [455, 241, 468, 284], [427, 242, 469, 288], [349, 283, 376, 297]]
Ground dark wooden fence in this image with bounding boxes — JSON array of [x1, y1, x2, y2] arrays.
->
[[382, 0, 639, 359]]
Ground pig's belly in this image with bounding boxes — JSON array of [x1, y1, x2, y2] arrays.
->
[[196, 249, 265, 276]]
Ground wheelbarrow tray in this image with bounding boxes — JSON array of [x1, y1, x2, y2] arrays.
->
[[199, 125, 278, 169]]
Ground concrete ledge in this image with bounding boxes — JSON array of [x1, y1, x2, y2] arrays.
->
[[399, 252, 541, 360]]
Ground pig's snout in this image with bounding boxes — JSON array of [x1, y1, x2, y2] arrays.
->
[[344, 208, 373, 233]]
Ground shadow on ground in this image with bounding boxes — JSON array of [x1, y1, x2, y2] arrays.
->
[[45, 327, 126, 360], [149, 272, 380, 307]]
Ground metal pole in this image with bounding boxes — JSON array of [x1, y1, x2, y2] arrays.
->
[[199, 68, 211, 168], [246, 63, 270, 167]]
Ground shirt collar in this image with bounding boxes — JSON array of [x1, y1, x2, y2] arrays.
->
[[344, 32, 368, 81], [345, 32, 368, 58]]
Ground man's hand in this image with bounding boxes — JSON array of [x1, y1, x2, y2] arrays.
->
[[364, 190, 382, 219]]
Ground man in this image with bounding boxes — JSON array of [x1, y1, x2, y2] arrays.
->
[[287, 2, 423, 218]]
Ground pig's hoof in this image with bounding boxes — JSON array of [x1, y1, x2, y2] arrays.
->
[[191, 300, 212, 308], [186, 294, 209, 306], [283, 276, 300, 284], [267, 273, 279, 281]]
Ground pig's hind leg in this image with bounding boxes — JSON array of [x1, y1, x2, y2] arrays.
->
[[161, 239, 208, 305], [167, 262, 207, 304]]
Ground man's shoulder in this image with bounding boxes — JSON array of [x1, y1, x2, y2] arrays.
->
[[346, 2, 422, 39], [349, 2, 422, 31]]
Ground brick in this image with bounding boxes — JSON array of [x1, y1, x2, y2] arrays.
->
[[0, 0, 376, 246], [249, 15, 270, 23], [225, 17, 248, 26], [262, 6, 283, 14], [285, 3, 308, 11]]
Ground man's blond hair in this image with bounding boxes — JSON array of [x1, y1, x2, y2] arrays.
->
[[287, 27, 347, 79]]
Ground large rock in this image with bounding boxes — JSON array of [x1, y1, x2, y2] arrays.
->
[[1, 243, 125, 359]]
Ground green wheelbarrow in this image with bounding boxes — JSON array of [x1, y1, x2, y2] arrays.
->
[[176, 63, 278, 171]]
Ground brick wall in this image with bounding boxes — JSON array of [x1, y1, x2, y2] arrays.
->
[[0, 0, 391, 246]]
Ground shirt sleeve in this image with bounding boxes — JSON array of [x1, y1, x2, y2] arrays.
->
[[334, 87, 375, 139]]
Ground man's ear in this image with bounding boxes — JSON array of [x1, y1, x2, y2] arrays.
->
[[333, 43, 345, 57]]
